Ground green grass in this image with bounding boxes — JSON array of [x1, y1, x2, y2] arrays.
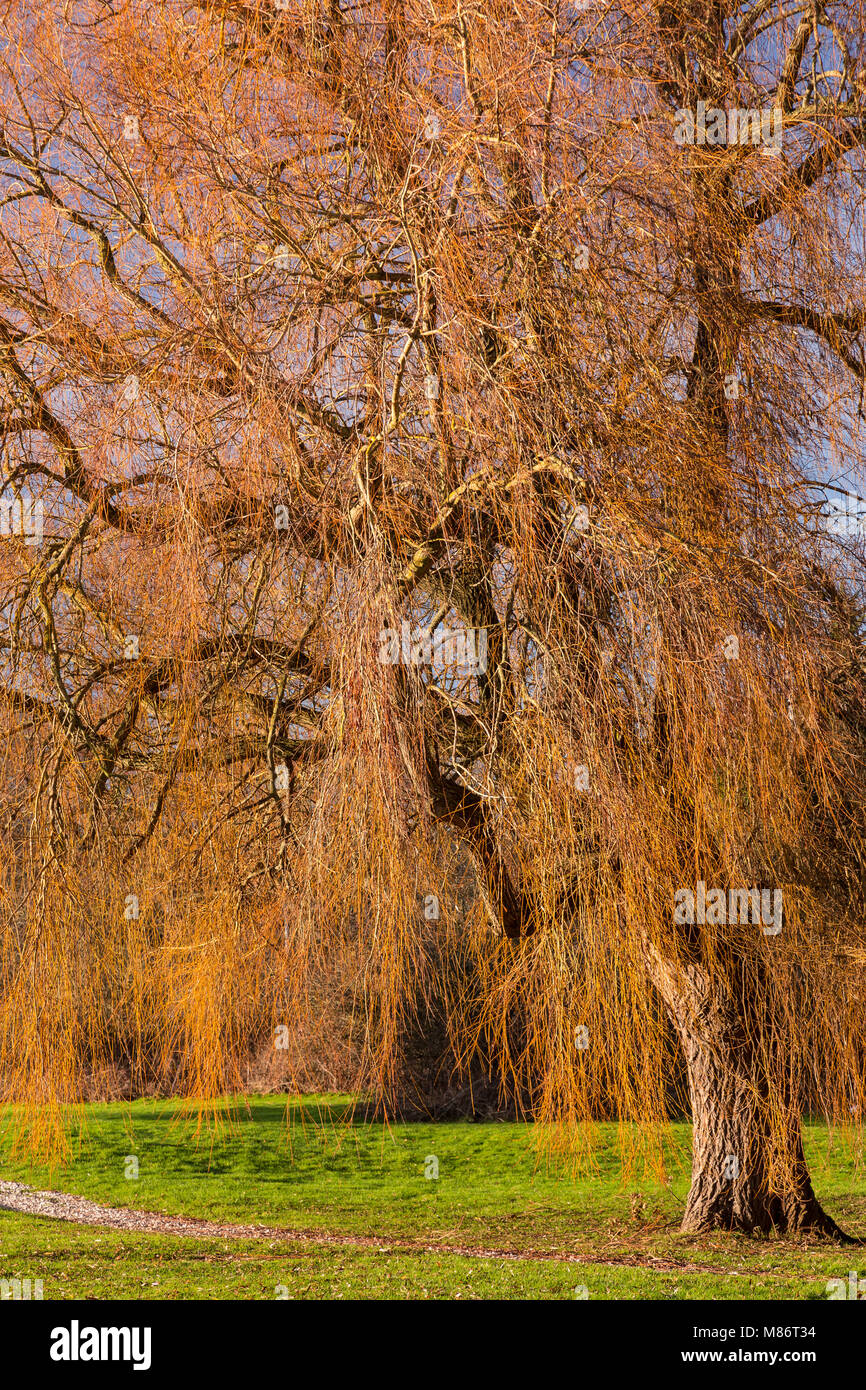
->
[[1, 1095, 864, 1300]]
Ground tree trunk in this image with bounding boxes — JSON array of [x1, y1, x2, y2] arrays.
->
[[643, 941, 851, 1239]]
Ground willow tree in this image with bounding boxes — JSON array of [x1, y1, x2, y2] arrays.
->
[[0, 0, 865, 1235]]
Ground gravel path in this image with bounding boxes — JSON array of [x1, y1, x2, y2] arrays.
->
[[0, 1178, 738, 1275]]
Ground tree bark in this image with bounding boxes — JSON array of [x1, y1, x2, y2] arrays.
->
[[643, 941, 851, 1239]]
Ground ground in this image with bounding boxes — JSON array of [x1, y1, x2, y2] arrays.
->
[[1, 1095, 863, 1300]]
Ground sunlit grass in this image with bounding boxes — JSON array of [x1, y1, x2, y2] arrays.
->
[[2, 1096, 863, 1299]]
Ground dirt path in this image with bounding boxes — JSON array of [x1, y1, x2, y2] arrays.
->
[[0, 1178, 743, 1276]]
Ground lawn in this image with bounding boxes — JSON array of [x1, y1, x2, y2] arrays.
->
[[1, 1095, 864, 1300]]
